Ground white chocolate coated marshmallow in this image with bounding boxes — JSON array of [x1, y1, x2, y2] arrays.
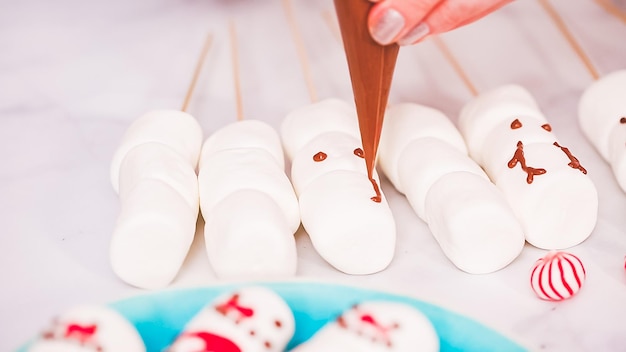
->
[[458, 85, 545, 164], [396, 137, 489, 221], [110, 109, 203, 192], [378, 103, 523, 273], [425, 172, 525, 274], [168, 286, 295, 352], [282, 99, 397, 275], [480, 115, 557, 182], [292, 301, 438, 352], [280, 98, 360, 160], [378, 103, 468, 191], [118, 142, 199, 210], [28, 305, 145, 352], [204, 190, 297, 279], [199, 119, 285, 170], [290, 132, 368, 196], [298, 171, 396, 275], [198, 148, 300, 233], [495, 142, 597, 249], [110, 179, 197, 289]]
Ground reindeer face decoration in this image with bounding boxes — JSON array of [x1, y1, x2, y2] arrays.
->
[[291, 301, 439, 352], [168, 287, 295, 352], [27, 306, 145, 352]]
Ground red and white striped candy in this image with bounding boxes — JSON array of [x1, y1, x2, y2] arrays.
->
[[530, 251, 586, 301]]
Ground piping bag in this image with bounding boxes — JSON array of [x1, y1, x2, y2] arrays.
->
[[333, 0, 400, 202]]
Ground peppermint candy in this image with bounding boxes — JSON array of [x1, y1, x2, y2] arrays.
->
[[530, 251, 586, 301]]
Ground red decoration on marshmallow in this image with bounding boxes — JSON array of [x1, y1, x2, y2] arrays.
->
[[530, 251, 586, 301]]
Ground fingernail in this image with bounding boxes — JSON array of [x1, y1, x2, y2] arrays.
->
[[398, 22, 430, 45], [370, 8, 405, 45]]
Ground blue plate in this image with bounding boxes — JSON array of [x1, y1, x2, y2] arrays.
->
[[20, 282, 526, 351]]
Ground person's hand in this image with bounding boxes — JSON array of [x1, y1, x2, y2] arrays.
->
[[367, 0, 513, 45]]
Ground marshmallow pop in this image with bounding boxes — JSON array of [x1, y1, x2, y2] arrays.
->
[[280, 98, 396, 275], [458, 84, 598, 250], [27, 305, 145, 352], [198, 120, 299, 280], [378, 103, 525, 274]]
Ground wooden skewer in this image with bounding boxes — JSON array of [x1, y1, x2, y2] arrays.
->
[[282, 0, 319, 103], [229, 20, 245, 121], [181, 32, 213, 112], [432, 36, 480, 97], [538, 0, 601, 80], [594, 0, 626, 25], [322, 9, 342, 43]]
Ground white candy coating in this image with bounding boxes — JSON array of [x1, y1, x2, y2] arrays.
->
[[204, 189, 297, 279], [292, 301, 439, 352], [425, 172, 526, 274], [578, 69, 626, 160], [480, 116, 557, 182], [168, 286, 295, 352], [118, 142, 199, 210], [198, 148, 300, 233], [110, 179, 198, 289], [396, 137, 489, 221], [495, 142, 597, 249], [530, 251, 586, 301], [282, 99, 397, 275], [27, 305, 145, 352], [280, 98, 360, 160], [110, 109, 203, 191], [378, 103, 468, 191], [199, 119, 285, 170], [458, 85, 545, 164], [290, 132, 368, 196], [298, 171, 396, 275]]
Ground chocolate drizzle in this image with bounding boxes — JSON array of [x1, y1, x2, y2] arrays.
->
[[553, 141, 587, 174], [511, 119, 522, 129], [542, 123, 552, 132], [334, 0, 398, 203], [508, 141, 547, 184]]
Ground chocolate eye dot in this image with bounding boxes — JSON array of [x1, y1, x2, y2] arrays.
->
[[313, 151, 327, 162], [542, 124, 552, 132], [354, 148, 364, 158], [264, 341, 272, 349], [510, 119, 522, 129], [620, 117, 626, 124], [274, 320, 282, 328], [249, 330, 255, 336]]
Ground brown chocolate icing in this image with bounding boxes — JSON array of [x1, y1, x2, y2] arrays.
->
[[334, 0, 399, 203], [313, 151, 327, 162], [620, 117, 626, 124], [354, 147, 364, 158], [511, 119, 522, 129], [542, 123, 552, 132], [508, 141, 546, 184], [553, 141, 587, 174]]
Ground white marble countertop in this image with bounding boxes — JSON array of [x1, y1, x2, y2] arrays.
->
[[2, 0, 626, 350]]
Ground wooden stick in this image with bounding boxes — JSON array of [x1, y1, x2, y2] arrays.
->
[[229, 20, 245, 121], [322, 9, 342, 43], [181, 33, 213, 112], [432, 36, 480, 97], [281, 0, 318, 103], [594, 0, 626, 25], [538, 0, 601, 80]]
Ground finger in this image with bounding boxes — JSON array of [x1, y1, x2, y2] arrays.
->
[[368, 0, 444, 45], [398, 0, 512, 45], [436, 0, 512, 32]]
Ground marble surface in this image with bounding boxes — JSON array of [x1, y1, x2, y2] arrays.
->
[[1, 0, 626, 350]]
